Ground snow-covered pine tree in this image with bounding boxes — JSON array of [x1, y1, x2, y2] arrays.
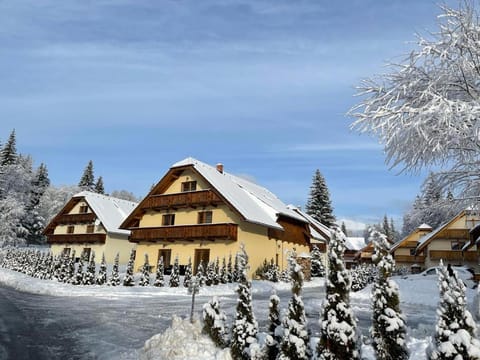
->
[[154, 256, 165, 287], [427, 262, 480, 360], [139, 253, 151, 286], [278, 255, 310, 359], [78, 160, 95, 191], [310, 245, 325, 277], [206, 261, 215, 286], [220, 256, 228, 284], [108, 253, 121, 286], [202, 296, 228, 348], [123, 249, 135, 286], [1, 130, 17, 166], [305, 169, 335, 227], [317, 228, 360, 360], [94, 176, 105, 194], [84, 251, 96, 285], [65, 250, 76, 283], [265, 290, 281, 360], [183, 257, 192, 287], [96, 252, 107, 285], [169, 255, 180, 287], [73, 252, 85, 285], [213, 257, 220, 285], [58, 252, 69, 283], [227, 253, 233, 283], [197, 260, 206, 287], [231, 244, 258, 360], [370, 230, 408, 360]]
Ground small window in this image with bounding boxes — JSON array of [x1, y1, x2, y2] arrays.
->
[[82, 248, 91, 261], [67, 225, 74, 234], [162, 214, 175, 226], [62, 248, 71, 256], [451, 241, 466, 250], [181, 181, 197, 192], [79, 205, 88, 213], [86, 224, 95, 233], [409, 248, 416, 256], [198, 211, 213, 224]]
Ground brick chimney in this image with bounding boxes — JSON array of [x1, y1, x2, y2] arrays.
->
[[216, 163, 224, 173]]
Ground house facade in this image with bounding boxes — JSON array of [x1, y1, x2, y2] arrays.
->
[[43, 191, 138, 264], [390, 223, 432, 271], [120, 158, 316, 277], [415, 209, 480, 271]]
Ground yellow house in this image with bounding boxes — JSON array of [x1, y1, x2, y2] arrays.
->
[[415, 209, 480, 271], [43, 191, 138, 264], [120, 157, 315, 277], [390, 223, 432, 271]]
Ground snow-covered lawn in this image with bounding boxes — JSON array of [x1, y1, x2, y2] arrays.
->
[[0, 268, 477, 359]]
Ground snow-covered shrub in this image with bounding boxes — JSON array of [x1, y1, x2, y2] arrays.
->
[[310, 245, 325, 277], [370, 230, 408, 360], [123, 249, 135, 286], [265, 291, 281, 360], [317, 228, 360, 360], [169, 255, 180, 287], [254, 259, 280, 282], [202, 296, 228, 348], [109, 253, 121, 286], [227, 253, 234, 283], [206, 261, 215, 286], [197, 260, 206, 287], [139, 253, 151, 286], [220, 257, 228, 284], [154, 256, 165, 287], [96, 252, 107, 285], [83, 251, 96, 285], [183, 257, 192, 288]]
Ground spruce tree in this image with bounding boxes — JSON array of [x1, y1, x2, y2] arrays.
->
[[317, 228, 359, 360], [94, 176, 105, 194], [139, 253, 151, 286], [154, 256, 165, 287], [305, 169, 335, 227], [73, 252, 85, 285], [202, 296, 228, 348], [231, 245, 258, 360], [310, 245, 325, 277], [78, 160, 95, 190], [278, 255, 310, 360], [84, 251, 96, 285], [1, 129, 17, 166], [370, 230, 408, 360], [169, 255, 180, 287], [265, 290, 281, 360], [183, 256, 192, 287], [123, 249, 135, 286], [96, 252, 107, 285], [427, 262, 480, 360], [109, 253, 120, 286], [25, 163, 50, 245]]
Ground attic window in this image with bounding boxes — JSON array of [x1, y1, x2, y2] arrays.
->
[[181, 181, 197, 192], [79, 205, 88, 213]]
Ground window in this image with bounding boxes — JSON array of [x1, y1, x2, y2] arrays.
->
[[194, 249, 210, 274], [62, 248, 71, 256], [79, 205, 88, 213], [198, 211, 213, 224], [82, 248, 91, 261], [67, 225, 74, 234], [409, 248, 416, 256], [162, 214, 175, 226], [86, 224, 95, 233], [451, 241, 466, 250], [181, 181, 197, 192]]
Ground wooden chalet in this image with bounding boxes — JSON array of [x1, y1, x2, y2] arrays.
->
[[390, 223, 432, 271]]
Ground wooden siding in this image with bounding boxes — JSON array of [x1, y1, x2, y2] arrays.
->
[[54, 213, 96, 225], [429, 250, 478, 261], [130, 223, 238, 242], [394, 255, 426, 263], [47, 233, 106, 244], [141, 190, 223, 210], [268, 216, 310, 246]]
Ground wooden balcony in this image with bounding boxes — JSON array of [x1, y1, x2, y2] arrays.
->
[[47, 233, 106, 244], [55, 213, 96, 225], [130, 223, 238, 242], [429, 250, 478, 261], [141, 190, 223, 210], [394, 255, 426, 263]]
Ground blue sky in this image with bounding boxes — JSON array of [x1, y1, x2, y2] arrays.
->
[[0, 0, 454, 227]]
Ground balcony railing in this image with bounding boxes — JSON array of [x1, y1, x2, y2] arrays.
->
[[429, 250, 478, 261], [130, 223, 238, 242], [141, 190, 223, 210], [394, 255, 426, 263], [55, 213, 96, 225], [47, 233, 106, 244]]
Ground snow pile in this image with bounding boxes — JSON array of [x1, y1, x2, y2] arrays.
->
[[139, 315, 232, 360]]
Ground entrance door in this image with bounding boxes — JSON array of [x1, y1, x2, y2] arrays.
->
[[194, 249, 210, 274]]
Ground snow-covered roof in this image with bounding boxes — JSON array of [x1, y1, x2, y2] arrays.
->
[[75, 191, 138, 235], [344, 237, 366, 251], [287, 205, 331, 242], [390, 223, 433, 252], [417, 223, 432, 230], [171, 157, 306, 230]]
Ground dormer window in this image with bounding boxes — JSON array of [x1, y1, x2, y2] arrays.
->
[[181, 181, 197, 192], [79, 205, 88, 213]]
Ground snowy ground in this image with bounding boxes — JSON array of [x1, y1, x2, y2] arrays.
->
[[0, 268, 477, 359]]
